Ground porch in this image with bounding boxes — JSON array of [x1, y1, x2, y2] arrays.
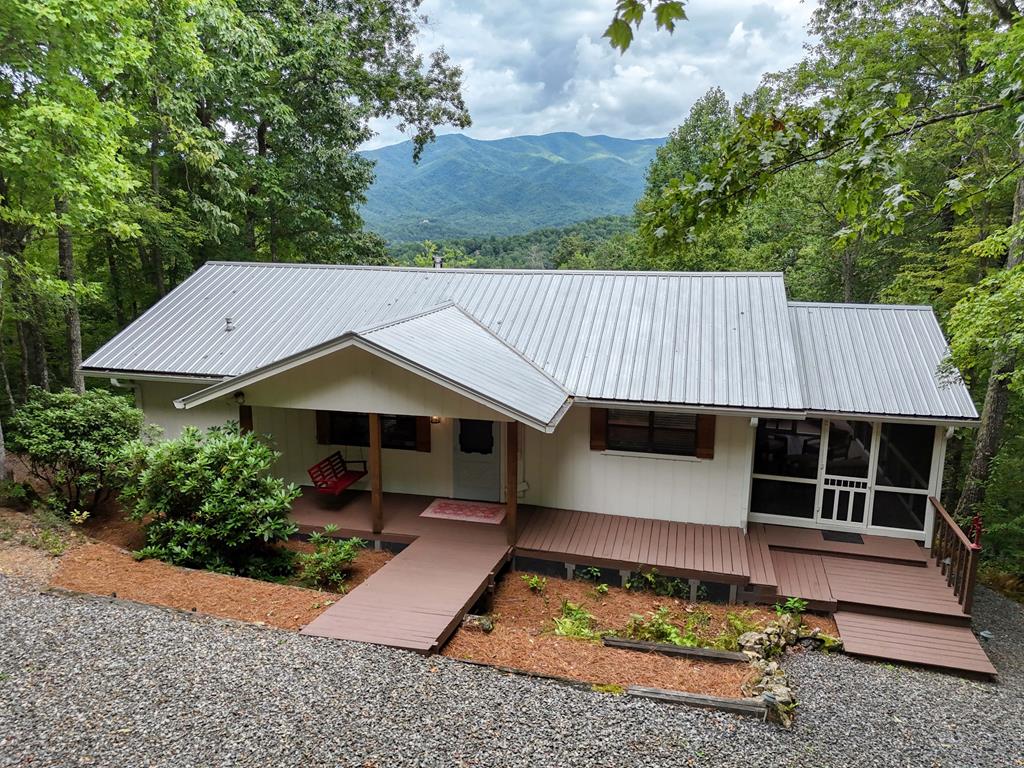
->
[[292, 489, 994, 677]]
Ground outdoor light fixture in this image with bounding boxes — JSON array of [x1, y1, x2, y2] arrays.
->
[[233, 391, 246, 405], [430, 415, 441, 424]]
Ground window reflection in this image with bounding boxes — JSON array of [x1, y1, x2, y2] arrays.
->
[[753, 419, 821, 479], [825, 419, 872, 478]]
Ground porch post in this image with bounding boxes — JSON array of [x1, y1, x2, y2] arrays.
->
[[369, 412, 383, 535], [505, 421, 518, 546]]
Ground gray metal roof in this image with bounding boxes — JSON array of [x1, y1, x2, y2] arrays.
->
[[83, 262, 806, 412], [175, 303, 572, 431], [788, 302, 977, 420]]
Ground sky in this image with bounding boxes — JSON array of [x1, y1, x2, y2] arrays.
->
[[364, 0, 816, 149]]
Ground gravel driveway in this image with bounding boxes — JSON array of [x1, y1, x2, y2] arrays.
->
[[1, 575, 1021, 768]]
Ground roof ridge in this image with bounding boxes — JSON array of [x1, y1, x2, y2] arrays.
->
[[789, 301, 934, 311], [200, 261, 785, 279], [354, 302, 456, 335]]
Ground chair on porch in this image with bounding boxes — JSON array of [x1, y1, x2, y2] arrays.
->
[[307, 451, 368, 496]]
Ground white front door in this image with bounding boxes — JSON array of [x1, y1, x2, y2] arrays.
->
[[816, 418, 874, 528], [452, 419, 501, 502]]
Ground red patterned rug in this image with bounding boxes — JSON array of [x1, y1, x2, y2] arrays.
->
[[420, 498, 507, 525]]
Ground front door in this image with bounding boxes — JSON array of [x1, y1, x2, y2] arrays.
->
[[452, 419, 500, 502]]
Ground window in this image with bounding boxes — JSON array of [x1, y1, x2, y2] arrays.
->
[[606, 409, 698, 456], [316, 411, 427, 452], [458, 420, 494, 454], [753, 419, 821, 479]]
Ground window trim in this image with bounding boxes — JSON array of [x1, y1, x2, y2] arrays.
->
[[591, 407, 714, 459]]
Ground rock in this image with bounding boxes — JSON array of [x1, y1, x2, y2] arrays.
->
[[461, 614, 495, 633]]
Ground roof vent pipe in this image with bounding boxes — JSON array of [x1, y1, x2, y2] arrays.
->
[[225, 316, 235, 332], [432, 253, 443, 269]]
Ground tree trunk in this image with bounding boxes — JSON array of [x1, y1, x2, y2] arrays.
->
[[55, 197, 84, 393], [0, 416, 9, 482], [953, 173, 1024, 519], [106, 243, 128, 326]]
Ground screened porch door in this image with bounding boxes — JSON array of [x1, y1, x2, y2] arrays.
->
[[816, 419, 874, 529]]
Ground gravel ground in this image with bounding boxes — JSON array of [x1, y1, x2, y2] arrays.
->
[[1, 575, 1021, 768]]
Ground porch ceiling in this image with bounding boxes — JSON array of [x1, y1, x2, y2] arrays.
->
[[174, 304, 572, 432]]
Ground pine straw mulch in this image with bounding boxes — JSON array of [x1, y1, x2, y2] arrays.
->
[[442, 572, 838, 697], [47, 505, 393, 631], [0, 507, 72, 585]]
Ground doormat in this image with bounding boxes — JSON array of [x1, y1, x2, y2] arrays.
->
[[420, 498, 507, 525], [822, 530, 864, 544]]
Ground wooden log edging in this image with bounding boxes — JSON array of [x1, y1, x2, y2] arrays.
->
[[626, 686, 768, 720], [602, 635, 748, 662]]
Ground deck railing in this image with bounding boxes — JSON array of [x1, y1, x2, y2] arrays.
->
[[929, 496, 981, 615]]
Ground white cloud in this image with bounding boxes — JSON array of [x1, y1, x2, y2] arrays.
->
[[364, 0, 816, 149]]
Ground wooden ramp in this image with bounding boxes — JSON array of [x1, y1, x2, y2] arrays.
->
[[301, 525, 510, 653], [835, 611, 996, 678], [771, 551, 836, 610]]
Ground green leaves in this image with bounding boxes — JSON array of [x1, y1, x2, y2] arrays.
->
[[604, 1, 687, 53]]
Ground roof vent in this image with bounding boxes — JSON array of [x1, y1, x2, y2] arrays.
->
[[432, 253, 444, 269], [224, 316, 235, 332]]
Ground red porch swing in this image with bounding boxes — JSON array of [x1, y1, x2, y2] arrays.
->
[[307, 451, 368, 496]]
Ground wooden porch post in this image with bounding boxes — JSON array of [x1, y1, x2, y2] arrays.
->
[[505, 421, 518, 546], [369, 412, 383, 535]]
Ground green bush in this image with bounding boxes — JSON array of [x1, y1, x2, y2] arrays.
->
[[116, 423, 300, 578], [623, 606, 695, 647], [552, 600, 601, 640], [521, 573, 547, 593], [298, 525, 366, 591], [8, 387, 145, 516]]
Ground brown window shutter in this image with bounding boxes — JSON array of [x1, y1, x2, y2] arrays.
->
[[315, 410, 331, 445], [590, 407, 608, 451], [695, 415, 716, 459], [415, 416, 432, 452], [238, 405, 253, 434]]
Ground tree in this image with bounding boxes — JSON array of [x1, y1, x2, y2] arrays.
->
[[603, 0, 687, 52]]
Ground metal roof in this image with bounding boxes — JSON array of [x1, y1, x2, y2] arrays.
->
[[83, 262, 806, 412], [788, 302, 978, 421]]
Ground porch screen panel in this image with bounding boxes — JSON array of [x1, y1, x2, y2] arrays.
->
[[750, 418, 821, 520], [870, 422, 933, 532]]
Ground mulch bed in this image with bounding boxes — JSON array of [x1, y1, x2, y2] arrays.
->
[[47, 505, 394, 631], [442, 571, 837, 697]]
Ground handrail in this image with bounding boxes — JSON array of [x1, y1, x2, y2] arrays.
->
[[929, 496, 981, 616]]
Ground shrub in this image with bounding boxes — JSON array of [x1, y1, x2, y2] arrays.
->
[[775, 597, 808, 617], [116, 423, 300, 578], [8, 387, 145, 516], [624, 568, 688, 598], [552, 600, 601, 640], [576, 566, 602, 582], [710, 610, 761, 651], [521, 573, 547, 593], [298, 526, 366, 591]]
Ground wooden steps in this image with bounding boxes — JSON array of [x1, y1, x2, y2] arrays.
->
[[770, 551, 836, 611], [834, 611, 996, 678]]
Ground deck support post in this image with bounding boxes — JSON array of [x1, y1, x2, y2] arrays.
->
[[505, 421, 519, 546], [369, 412, 383, 535], [688, 579, 699, 602]]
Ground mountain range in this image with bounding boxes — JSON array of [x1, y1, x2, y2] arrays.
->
[[359, 132, 663, 242]]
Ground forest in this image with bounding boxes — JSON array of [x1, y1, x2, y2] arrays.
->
[[1, 1, 1022, 579]]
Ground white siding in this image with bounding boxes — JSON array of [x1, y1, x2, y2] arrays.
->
[[136, 383, 755, 529], [136, 381, 238, 438], [521, 407, 755, 527]]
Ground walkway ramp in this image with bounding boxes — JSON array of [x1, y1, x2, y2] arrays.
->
[[301, 524, 510, 653], [835, 611, 996, 678]]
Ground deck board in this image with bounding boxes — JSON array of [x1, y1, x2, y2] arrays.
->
[[301, 517, 510, 653], [762, 524, 929, 565], [771, 550, 836, 609], [822, 556, 968, 620], [835, 612, 995, 677], [745, 524, 777, 588]]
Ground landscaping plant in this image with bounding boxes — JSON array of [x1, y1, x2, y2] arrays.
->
[[116, 423, 300, 579], [552, 600, 601, 640], [521, 573, 547, 593], [298, 526, 366, 592], [775, 597, 808, 617], [8, 387, 145, 517], [623, 606, 693, 647]]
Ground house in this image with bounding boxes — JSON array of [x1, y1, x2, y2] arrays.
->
[[82, 262, 994, 675]]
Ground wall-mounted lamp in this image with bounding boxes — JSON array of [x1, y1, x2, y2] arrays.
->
[[233, 391, 246, 405], [749, 417, 759, 428], [430, 415, 441, 424]]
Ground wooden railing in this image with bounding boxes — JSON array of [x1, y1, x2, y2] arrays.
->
[[929, 496, 981, 615]]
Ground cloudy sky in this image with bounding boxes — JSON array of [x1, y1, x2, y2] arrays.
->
[[365, 0, 816, 149]]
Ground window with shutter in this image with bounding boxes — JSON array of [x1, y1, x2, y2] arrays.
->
[[593, 408, 715, 459]]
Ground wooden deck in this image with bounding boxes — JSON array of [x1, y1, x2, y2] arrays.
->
[[835, 612, 996, 677], [291, 489, 995, 675], [516, 505, 750, 584]]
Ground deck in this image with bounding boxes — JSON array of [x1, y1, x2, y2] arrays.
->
[[291, 490, 995, 676]]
